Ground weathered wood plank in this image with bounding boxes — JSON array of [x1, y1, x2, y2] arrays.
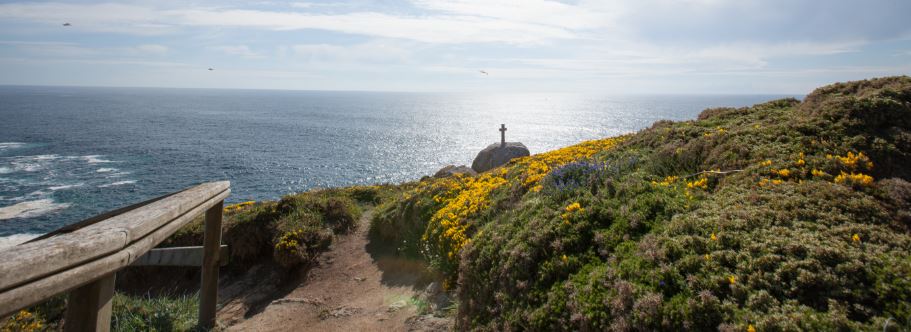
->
[[28, 191, 179, 243], [0, 181, 229, 294], [130, 245, 228, 267], [83, 181, 230, 244], [199, 200, 224, 329], [0, 187, 230, 317], [64, 273, 115, 332]]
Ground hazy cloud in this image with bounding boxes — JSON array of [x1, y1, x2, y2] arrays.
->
[[0, 0, 908, 93]]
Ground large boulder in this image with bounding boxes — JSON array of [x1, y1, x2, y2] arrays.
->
[[471, 142, 530, 173], [434, 165, 477, 178]]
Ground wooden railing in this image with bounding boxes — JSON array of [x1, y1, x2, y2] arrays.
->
[[0, 181, 230, 331]]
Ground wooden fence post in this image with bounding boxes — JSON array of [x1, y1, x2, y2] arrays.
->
[[198, 200, 223, 329], [64, 273, 115, 332]]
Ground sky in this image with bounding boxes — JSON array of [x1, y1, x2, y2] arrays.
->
[[0, 0, 909, 94]]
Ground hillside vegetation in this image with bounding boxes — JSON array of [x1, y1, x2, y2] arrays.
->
[[373, 76, 911, 331], [5, 76, 909, 331]]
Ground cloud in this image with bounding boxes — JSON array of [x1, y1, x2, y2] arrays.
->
[[410, 0, 620, 30], [1, 40, 172, 57], [0, 40, 98, 57], [211, 45, 264, 58], [131, 44, 169, 55], [0, 1, 907, 92], [0, 2, 591, 44], [292, 41, 412, 63]]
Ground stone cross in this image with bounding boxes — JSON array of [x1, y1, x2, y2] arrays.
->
[[499, 124, 507, 147]]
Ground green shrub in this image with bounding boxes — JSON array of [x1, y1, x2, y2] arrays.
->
[[376, 76, 911, 330]]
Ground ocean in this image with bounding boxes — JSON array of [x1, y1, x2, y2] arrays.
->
[[0, 85, 796, 244]]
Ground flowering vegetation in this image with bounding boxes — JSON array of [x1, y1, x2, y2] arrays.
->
[[223, 200, 255, 213], [376, 76, 911, 330], [514, 137, 625, 192], [421, 172, 508, 275], [372, 136, 626, 284], [1, 310, 43, 332]]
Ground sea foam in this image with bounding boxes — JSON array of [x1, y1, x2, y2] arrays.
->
[[98, 180, 137, 188], [83, 155, 113, 164], [0, 199, 71, 220], [0, 142, 25, 151]]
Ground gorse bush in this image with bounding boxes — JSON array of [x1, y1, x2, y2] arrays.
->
[[214, 188, 363, 270], [373, 76, 911, 330]]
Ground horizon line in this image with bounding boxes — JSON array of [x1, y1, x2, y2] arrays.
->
[[0, 83, 807, 96]]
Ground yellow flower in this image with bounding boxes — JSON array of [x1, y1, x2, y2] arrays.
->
[[759, 160, 772, 167], [704, 254, 711, 261], [834, 172, 874, 187], [795, 159, 805, 167], [852, 233, 860, 243], [561, 254, 569, 263], [771, 179, 783, 185], [710, 233, 717, 241], [747, 324, 756, 332], [728, 275, 737, 285], [654, 175, 678, 187], [686, 177, 708, 190], [776, 168, 790, 177], [562, 202, 584, 222], [565, 202, 582, 213], [515, 137, 624, 191], [224, 200, 256, 212], [811, 169, 827, 177]]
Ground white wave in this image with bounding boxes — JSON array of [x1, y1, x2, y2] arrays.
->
[[109, 171, 131, 177], [0, 233, 40, 250], [6, 154, 60, 173], [0, 142, 26, 151], [49, 183, 83, 191], [26, 190, 48, 197], [0, 167, 11, 174], [0, 199, 71, 220], [98, 180, 136, 188], [96, 168, 117, 173], [83, 155, 113, 164], [31, 154, 59, 161]]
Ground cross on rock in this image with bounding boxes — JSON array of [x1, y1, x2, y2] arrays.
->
[[499, 124, 507, 147]]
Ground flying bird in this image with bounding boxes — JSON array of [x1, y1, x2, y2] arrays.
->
[[62, 23, 71, 26], [480, 70, 488, 75], [208, 68, 214, 71]]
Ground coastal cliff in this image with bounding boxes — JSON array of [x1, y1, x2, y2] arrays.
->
[[372, 76, 911, 330], [6, 76, 910, 331]]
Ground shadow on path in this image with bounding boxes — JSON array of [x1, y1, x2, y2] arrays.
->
[[365, 226, 439, 291]]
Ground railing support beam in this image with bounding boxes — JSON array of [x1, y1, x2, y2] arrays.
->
[[64, 272, 115, 332], [198, 200, 223, 329]]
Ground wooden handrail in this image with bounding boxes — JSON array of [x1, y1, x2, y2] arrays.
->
[[0, 181, 230, 330]]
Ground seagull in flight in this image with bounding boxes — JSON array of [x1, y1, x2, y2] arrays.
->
[[479, 70, 488, 75], [62, 23, 71, 26], [208, 68, 214, 71]]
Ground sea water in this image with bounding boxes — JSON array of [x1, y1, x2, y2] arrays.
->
[[0, 85, 797, 244]]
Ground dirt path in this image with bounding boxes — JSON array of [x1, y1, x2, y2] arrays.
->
[[222, 210, 451, 332]]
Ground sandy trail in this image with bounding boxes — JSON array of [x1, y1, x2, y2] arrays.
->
[[222, 210, 450, 332]]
